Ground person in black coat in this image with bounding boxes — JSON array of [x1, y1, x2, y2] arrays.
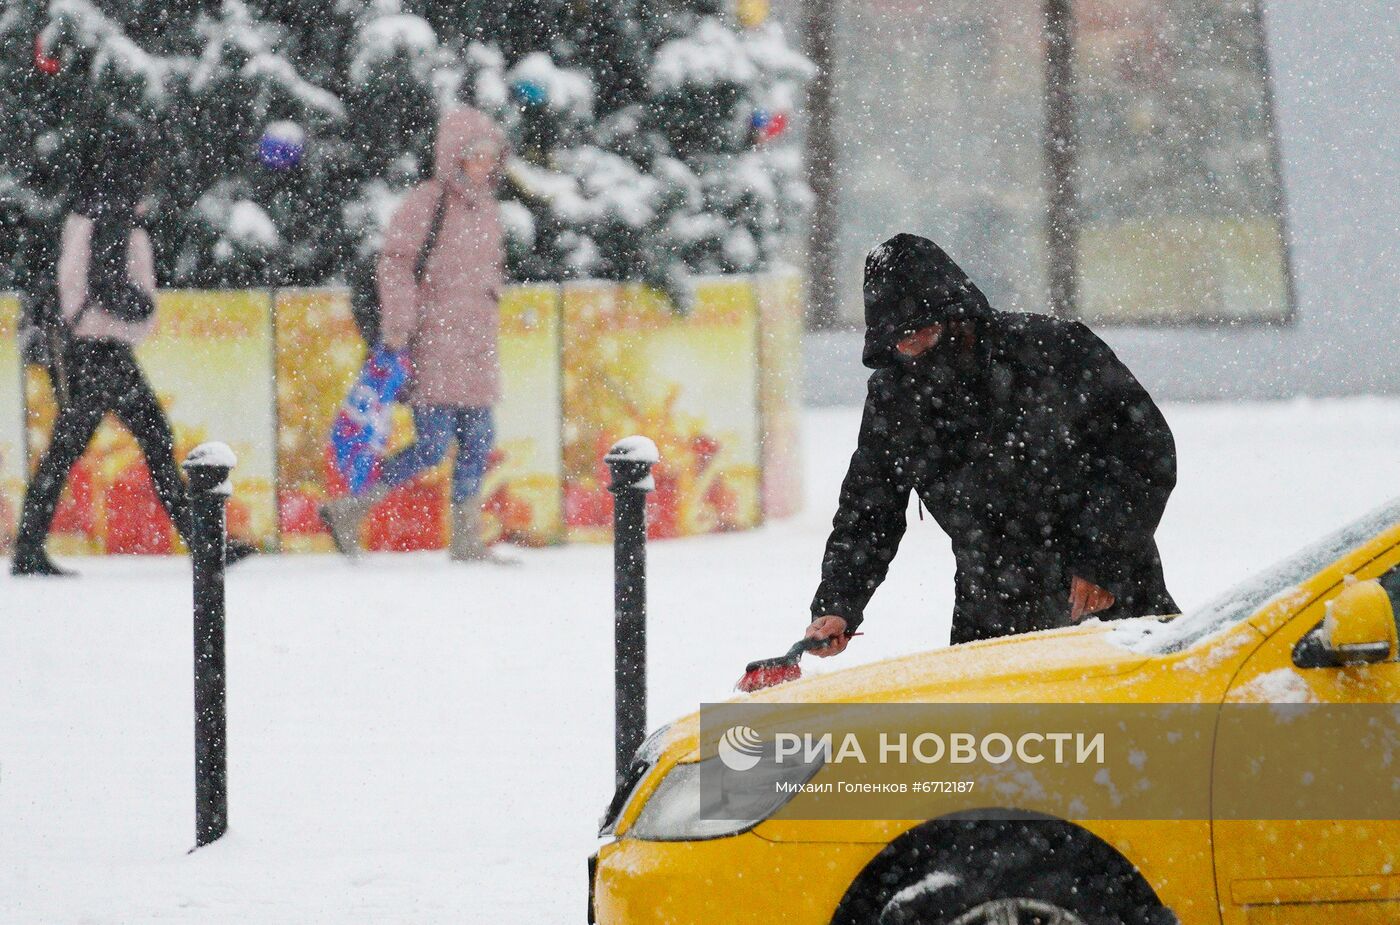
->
[[11, 117, 255, 576], [806, 233, 1178, 655]]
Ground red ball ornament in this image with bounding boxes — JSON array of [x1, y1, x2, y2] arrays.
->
[[762, 111, 788, 141], [34, 34, 61, 76]]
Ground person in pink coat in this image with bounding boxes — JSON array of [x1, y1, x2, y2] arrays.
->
[[321, 106, 513, 563]]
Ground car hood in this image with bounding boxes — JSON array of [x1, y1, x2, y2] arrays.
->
[[651, 621, 1165, 766], [742, 620, 1156, 705]]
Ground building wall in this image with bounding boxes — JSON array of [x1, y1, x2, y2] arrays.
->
[[807, 0, 1399, 404]]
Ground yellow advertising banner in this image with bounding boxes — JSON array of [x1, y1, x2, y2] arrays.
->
[[491, 284, 565, 545], [0, 296, 25, 553], [273, 286, 564, 551], [561, 278, 762, 541], [755, 268, 804, 520], [273, 287, 366, 552], [3, 273, 795, 557], [24, 290, 279, 554]]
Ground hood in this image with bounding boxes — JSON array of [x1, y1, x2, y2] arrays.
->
[[434, 106, 506, 195], [747, 622, 1152, 706], [75, 114, 151, 217], [862, 233, 993, 369], [651, 623, 1163, 769]]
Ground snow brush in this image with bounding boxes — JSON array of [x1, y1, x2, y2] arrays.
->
[[736, 636, 852, 693]]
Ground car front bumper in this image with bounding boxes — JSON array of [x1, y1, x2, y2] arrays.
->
[[591, 831, 881, 924]]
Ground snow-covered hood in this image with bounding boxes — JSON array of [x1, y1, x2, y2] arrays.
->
[[646, 623, 1168, 771], [743, 622, 1154, 706], [434, 106, 505, 194]]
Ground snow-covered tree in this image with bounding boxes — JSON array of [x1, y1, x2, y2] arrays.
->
[[1, 0, 812, 316]]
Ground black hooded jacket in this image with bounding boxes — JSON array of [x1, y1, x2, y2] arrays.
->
[[812, 234, 1178, 644]]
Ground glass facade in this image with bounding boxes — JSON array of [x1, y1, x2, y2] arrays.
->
[[816, 0, 1292, 325]]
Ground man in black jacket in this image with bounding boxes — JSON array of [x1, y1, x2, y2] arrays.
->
[[807, 234, 1178, 655]]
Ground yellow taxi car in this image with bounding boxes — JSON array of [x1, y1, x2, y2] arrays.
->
[[592, 498, 1400, 925]]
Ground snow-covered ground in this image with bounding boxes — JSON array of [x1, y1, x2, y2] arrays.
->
[[4, 398, 1399, 922]]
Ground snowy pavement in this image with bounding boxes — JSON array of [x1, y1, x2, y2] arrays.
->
[[4, 398, 1400, 923]]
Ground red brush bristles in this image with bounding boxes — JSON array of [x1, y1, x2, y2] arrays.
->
[[735, 634, 859, 692], [736, 662, 803, 693]]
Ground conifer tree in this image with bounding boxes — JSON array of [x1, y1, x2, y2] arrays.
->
[[1, 0, 812, 316]]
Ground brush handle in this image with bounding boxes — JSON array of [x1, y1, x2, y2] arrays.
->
[[788, 636, 828, 659], [793, 628, 863, 659]]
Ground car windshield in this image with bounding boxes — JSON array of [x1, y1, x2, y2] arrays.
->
[[1110, 496, 1400, 654]]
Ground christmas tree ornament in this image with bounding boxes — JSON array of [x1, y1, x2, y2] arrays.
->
[[33, 34, 62, 76], [750, 108, 788, 143], [511, 78, 548, 107], [258, 120, 305, 171], [736, 0, 770, 29]]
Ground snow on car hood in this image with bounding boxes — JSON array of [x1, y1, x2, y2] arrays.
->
[[649, 624, 1158, 771], [739, 622, 1154, 706]]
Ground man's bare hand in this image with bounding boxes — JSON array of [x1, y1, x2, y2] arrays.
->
[[1069, 576, 1115, 622], [805, 615, 851, 657]]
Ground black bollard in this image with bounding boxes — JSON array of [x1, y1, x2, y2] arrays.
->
[[182, 441, 236, 848], [605, 436, 658, 785]]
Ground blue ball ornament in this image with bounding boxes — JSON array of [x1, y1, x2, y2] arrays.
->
[[511, 79, 548, 107], [258, 120, 305, 171]]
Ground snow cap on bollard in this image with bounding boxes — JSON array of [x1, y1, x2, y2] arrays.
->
[[182, 442, 238, 497], [605, 436, 659, 493]]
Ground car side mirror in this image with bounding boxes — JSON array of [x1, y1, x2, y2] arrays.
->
[[1317, 579, 1397, 665]]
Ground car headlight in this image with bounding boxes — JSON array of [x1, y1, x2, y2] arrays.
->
[[626, 753, 824, 841]]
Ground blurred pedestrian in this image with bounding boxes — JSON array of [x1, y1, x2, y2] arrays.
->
[[805, 234, 1178, 653], [320, 106, 513, 564], [11, 118, 255, 576]]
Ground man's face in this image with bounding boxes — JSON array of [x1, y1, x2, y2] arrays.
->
[[895, 324, 944, 359]]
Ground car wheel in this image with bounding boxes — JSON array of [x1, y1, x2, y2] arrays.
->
[[945, 898, 1086, 925], [841, 820, 1174, 925]]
